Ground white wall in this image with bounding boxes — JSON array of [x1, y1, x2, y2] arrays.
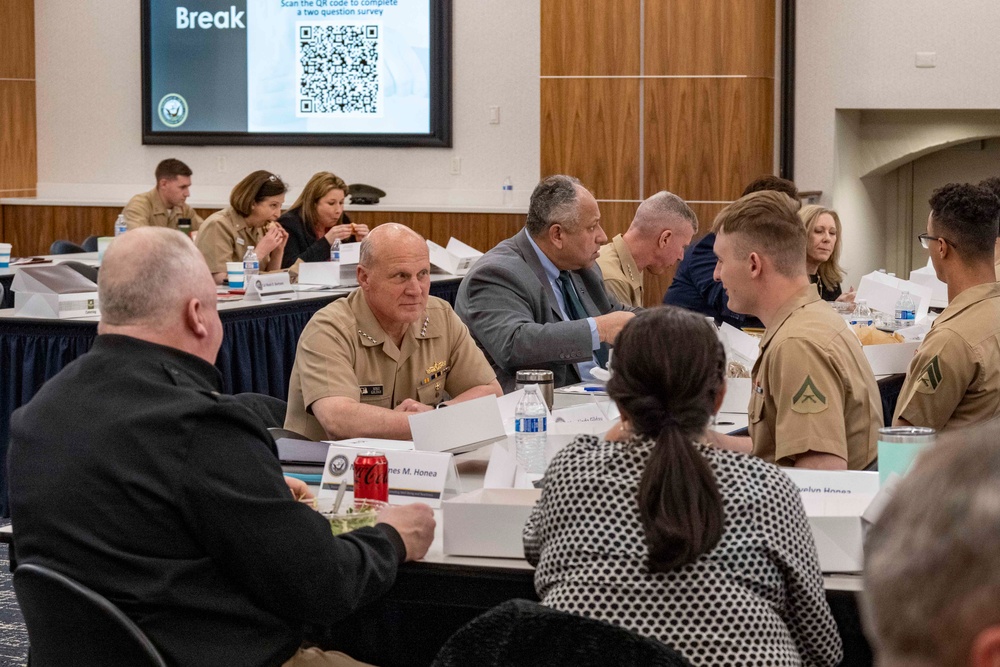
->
[[34, 1, 541, 207], [795, 0, 1000, 281]]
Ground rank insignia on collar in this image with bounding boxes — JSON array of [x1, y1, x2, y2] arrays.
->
[[791, 375, 828, 414]]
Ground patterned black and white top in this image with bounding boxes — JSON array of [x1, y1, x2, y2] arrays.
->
[[523, 435, 842, 667]]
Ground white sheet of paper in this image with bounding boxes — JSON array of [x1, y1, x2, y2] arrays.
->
[[408, 395, 506, 453], [719, 323, 760, 366], [325, 437, 415, 451]]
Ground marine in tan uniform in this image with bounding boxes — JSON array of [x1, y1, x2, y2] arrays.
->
[[749, 285, 881, 469], [194, 171, 289, 283], [595, 192, 697, 308], [894, 182, 1000, 431], [121, 158, 203, 231], [709, 190, 881, 470], [597, 235, 644, 308], [285, 223, 502, 441]]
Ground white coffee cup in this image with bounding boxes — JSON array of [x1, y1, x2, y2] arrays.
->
[[227, 261, 245, 288], [0, 243, 11, 268]]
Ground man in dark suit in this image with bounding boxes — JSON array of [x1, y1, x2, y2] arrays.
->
[[456, 175, 638, 391]]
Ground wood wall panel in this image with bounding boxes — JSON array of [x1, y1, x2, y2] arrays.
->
[[644, 77, 773, 201], [2, 206, 120, 256], [541, 78, 640, 201], [0, 205, 526, 258], [644, 0, 774, 76], [0, 0, 35, 79], [541, 0, 641, 76], [0, 81, 37, 197]]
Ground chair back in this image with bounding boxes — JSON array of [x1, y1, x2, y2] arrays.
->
[[877, 373, 907, 428], [81, 235, 99, 252], [432, 599, 693, 667], [13, 563, 167, 667], [49, 240, 86, 255]]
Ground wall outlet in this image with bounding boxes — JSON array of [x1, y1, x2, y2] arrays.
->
[[450, 157, 461, 175], [915, 52, 936, 68], [489, 106, 500, 124]]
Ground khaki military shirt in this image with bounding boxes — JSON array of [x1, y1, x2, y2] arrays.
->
[[285, 289, 497, 441], [121, 188, 203, 232], [596, 234, 644, 308], [195, 207, 275, 274], [749, 284, 881, 470], [893, 282, 1000, 431]]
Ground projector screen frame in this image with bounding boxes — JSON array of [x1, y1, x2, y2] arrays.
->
[[141, 0, 453, 148]]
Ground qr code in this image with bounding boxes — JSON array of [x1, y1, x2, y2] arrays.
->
[[297, 22, 383, 117]]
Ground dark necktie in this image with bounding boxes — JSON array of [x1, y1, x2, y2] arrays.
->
[[558, 271, 609, 368]]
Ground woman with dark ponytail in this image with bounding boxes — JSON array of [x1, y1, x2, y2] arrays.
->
[[523, 307, 841, 667]]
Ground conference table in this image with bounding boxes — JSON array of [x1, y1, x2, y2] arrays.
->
[[0, 271, 462, 517]]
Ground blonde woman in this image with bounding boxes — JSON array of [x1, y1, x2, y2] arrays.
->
[[278, 171, 370, 268], [196, 171, 289, 284], [799, 205, 853, 302]]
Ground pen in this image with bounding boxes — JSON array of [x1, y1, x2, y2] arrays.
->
[[583, 386, 605, 392]]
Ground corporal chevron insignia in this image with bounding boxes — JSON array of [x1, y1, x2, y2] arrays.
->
[[791, 375, 828, 414], [915, 355, 943, 394]]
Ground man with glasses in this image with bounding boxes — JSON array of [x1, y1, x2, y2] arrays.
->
[[893, 182, 1000, 431]]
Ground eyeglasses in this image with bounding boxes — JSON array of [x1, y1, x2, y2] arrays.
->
[[918, 233, 957, 250]]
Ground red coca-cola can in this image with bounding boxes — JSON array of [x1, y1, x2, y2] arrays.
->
[[353, 451, 389, 503]]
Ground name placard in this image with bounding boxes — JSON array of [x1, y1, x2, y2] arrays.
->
[[318, 445, 458, 508], [244, 273, 295, 302]]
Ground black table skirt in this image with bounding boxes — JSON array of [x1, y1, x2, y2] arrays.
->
[[0, 279, 461, 517]]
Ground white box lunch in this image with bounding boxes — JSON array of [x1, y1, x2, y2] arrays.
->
[[12, 265, 99, 319], [782, 469, 879, 573], [862, 341, 920, 376], [443, 487, 541, 558]]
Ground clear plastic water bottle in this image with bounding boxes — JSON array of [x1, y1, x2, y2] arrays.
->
[[894, 291, 916, 328], [515, 385, 547, 474], [330, 237, 341, 263], [114, 214, 127, 237], [850, 299, 873, 327], [502, 177, 513, 207], [243, 245, 259, 286]]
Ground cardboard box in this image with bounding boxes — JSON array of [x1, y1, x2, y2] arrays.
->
[[863, 341, 920, 375], [857, 271, 932, 323], [428, 238, 483, 276], [12, 265, 99, 319], [442, 487, 541, 558], [783, 469, 879, 573], [909, 260, 947, 309]]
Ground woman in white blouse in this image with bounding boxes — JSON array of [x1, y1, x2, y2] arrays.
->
[[523, 307, 842, 667]]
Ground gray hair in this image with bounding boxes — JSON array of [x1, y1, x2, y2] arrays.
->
[[99, 227, 211, 326], [864, 421, 1000, 665], [632, 191, 698, 235], [525, 175, 584, 237]]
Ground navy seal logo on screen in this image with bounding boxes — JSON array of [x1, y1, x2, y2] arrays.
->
[[328, 454, 350, 478], [158, 93, 189, 128]]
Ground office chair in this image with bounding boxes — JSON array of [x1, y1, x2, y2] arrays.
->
[[81, 235, 99, 252], [48, 240, 86, 255], [432, 599, 693, 667], [13, 563, 168, 667]]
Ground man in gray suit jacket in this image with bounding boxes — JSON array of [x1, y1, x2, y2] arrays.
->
[[456, 175, 639, 391]]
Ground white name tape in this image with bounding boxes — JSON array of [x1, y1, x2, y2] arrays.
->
[[319, 446, 458, 508]]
